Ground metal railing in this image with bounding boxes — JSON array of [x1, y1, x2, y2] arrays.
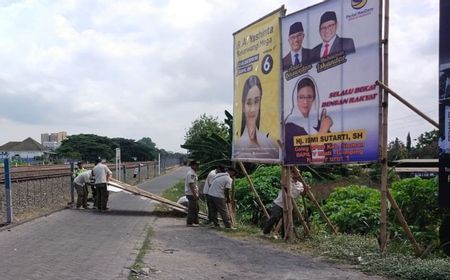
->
[[1, 158, 180, 225]]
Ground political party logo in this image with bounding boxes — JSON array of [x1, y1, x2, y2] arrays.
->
[[351, 0, 367, 9]]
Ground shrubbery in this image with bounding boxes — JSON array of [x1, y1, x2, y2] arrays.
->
[[319, 185, 380, 235], [235, 165, 440, 246], [390, 177, 440, 243], [234, 165, 280, 225]]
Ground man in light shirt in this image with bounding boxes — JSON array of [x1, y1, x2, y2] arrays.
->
[[92, 158, 112, 212], [202, 165, 225, 225], [185, 161, 200, 227], [207, 167, 237, 229], [263, 173, 305, 236]]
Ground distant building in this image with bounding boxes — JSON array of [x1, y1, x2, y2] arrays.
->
[[41, 131, 67, 150], [0, 137, 48, 162], [391, 159, 438, 179]]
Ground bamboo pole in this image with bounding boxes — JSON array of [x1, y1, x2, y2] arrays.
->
[[379, 0, 389, 253], [282, 167, 295, 241], [386, 189, 423, 256], [291, 197, 310, 237], [226, 203, 236, 227], [238, 162, 270, 219], [376, 81, 438, 129], [292, 167, 337, 234]]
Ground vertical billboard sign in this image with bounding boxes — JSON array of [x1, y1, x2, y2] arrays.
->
[[439, 0, 450, 208], [232, 8, 284, 163], [281, 0, 381, 165]]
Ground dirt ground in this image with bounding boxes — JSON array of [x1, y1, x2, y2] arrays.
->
[[135, 216, 388, 280]]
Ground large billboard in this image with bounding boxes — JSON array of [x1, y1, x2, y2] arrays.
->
[[439, 0, 450, 208], [232, 8, 284, 163], [281, 0, 381, 165]]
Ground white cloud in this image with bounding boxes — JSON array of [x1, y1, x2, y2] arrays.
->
[[0, 0, 440, 153]]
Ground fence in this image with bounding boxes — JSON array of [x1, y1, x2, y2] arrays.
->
[[0, 159, 180, 225]]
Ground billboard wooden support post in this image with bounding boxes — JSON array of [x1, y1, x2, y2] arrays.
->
[[375, 80, 436, 256], [291, 196, 310, 237], [292, 167, 337, 234], [238, 162, 270, 219], [282, 167, 295, 242], [386, 189, 423, 256]]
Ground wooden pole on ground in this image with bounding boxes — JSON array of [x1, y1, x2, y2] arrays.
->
[[238, 162, 270, 219], [386, 189, 423, 256], [292, 167, 337, 234]]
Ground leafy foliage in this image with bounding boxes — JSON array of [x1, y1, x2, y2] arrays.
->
[[390, 177, 440, 243], [234, 165, 281, 224], [57, 134, 159, 162], [388, 137, 408, 161], [409, 130, 439, 159], [112, 137, 154, 161], [57, 134, 117, 162], [319, 185, 381, 235], [181, 112, 232, 177]]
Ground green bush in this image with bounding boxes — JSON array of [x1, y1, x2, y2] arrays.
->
[[319, 185, 380, 234], [390, 177, 440, 243], [234, 165, 281, 225]]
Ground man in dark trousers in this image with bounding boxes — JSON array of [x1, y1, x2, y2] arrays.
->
[[185, 160, 200, 227], [312, 11, 355, 62], [282, 21, 313, 70], [207, 167, 237, 229], [202, 165, 225, 224], [92, 158, 112, 212]]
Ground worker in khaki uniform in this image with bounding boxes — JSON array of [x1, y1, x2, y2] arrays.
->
[[207, 167, 237, 229], [263, 173, 305, 236], [185, 161, 200, 226], [202, 165, 225, 224], [73, 170, 92, 209], [92, 158, 112, 212]]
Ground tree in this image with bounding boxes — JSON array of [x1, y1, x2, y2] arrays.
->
[[112, 138, 154, 161], [183, 114, 228, 146], [137, 137, 158, 158], [387, 137, 408, 161], [57, 134, 117, 162], [57, 134, 159, 162], [406, 132, 412, 152], [409, 130, 439, 159], [181, 112, 232, 177]]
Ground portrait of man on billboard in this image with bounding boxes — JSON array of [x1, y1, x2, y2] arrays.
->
[[312, 11, 355, 62], [282, 21, 314, 70]]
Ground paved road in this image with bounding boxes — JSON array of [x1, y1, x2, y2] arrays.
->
[[0, 166, 386, 280], [0, 167, 187, 280]]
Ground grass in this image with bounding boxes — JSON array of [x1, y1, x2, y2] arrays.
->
[[159, 182, 450, 280], [128, 226, 154, 280]]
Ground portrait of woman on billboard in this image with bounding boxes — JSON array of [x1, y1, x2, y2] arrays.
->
[[284, 76, 333, 163], [233, 75, 278, 159]]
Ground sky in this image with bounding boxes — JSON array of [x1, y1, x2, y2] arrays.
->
[[0, 0, 439, 153]]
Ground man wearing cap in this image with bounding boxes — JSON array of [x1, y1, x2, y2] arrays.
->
[[185, 161, 200, 227], [282, 21, 313, 71], [312, 11, 355, 62], [207, 167, 237, 229]]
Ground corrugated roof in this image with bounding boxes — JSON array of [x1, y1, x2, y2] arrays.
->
[[0, 138, 46, 151]]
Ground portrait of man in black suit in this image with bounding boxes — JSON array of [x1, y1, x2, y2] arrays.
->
[[282, 22, 313, 71], [312, 11, 355, 62]]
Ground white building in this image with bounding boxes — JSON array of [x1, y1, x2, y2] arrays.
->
[[0, 137, 47, 161]]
